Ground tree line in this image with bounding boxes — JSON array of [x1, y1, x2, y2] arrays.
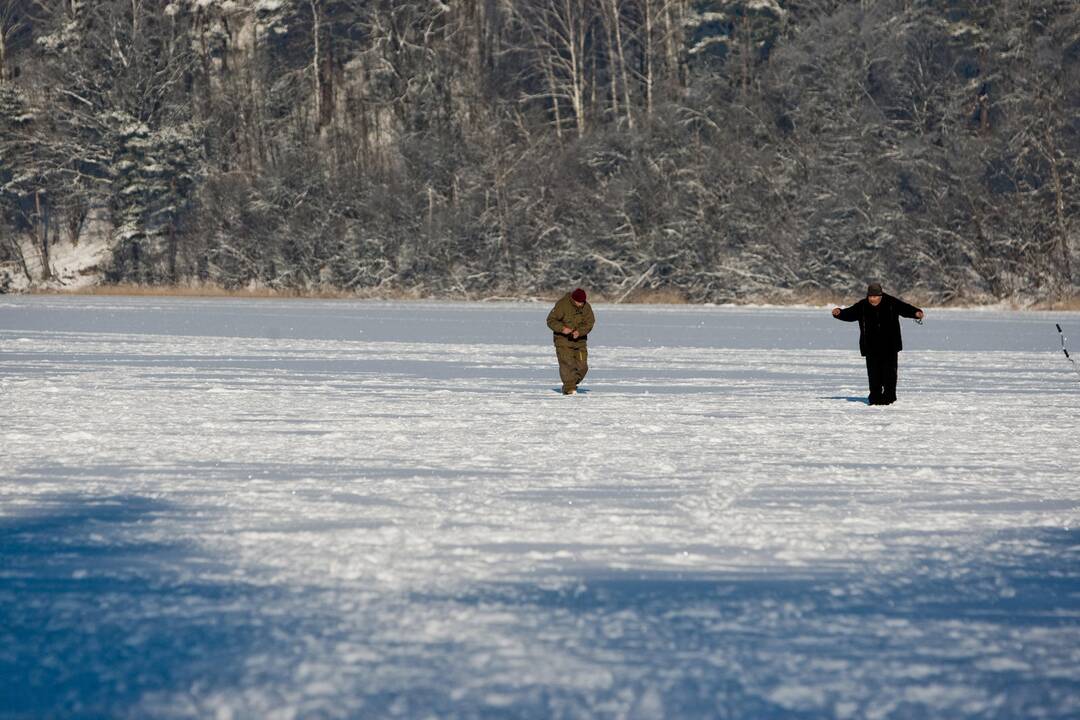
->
[[1, 0, 1077, 302]]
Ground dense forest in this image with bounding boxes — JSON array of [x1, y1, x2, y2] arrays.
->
[[0, 0, 1077, 302]]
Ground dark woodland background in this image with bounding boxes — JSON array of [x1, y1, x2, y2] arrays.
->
[[0, 0, 1077, 302]]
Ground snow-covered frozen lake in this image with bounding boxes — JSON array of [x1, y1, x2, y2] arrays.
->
[[2, 295, 1078, 719]]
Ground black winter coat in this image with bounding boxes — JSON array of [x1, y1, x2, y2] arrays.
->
[[835, 294, 922, 356]]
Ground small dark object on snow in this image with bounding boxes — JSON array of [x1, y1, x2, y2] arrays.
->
[[1057, 324, 1080, 380]]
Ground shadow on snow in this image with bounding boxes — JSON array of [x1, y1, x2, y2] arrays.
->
[[0, 494, 307, 718], [2, 493, 1077, 719], [410, 527, 1080, 719], [821, 395, 870, 404]]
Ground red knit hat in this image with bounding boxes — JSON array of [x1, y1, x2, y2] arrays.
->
[[571, 288, 587, 303]]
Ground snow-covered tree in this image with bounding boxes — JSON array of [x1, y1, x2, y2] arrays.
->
[[685, 0, 786, 93], [0, 82, 34, 279], [0, 0, 34, 83], [0, 82, 68, 281], [30, 0, 203, 281], [0, 0, 1077, 300], [107, 114, 202, 281]]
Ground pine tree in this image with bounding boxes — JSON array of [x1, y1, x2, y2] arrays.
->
[[106, 113, 202, 282], [0, 82, 65, 281]]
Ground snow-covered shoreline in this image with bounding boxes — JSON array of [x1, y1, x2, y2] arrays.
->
[[5, 285, 1078, 313], [2, 297, 1078, 718]]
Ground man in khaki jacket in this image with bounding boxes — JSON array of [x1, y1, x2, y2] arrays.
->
[[546, 288, 595, 395]]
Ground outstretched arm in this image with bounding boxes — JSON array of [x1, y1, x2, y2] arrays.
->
[[894, 298, 924, 320], [832, 305, 859, 321]]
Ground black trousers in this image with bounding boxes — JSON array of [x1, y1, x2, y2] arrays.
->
[[865, 352, 898, 404]]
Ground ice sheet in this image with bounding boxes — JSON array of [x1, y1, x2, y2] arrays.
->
[[2, 296, 1078, 718]]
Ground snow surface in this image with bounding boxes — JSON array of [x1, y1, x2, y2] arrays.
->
[[1, 296, 1078, 719], [2, 231, 110, 292]]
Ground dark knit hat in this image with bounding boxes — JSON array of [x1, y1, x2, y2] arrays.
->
[[866, 282, 883, 297], [571, 288, 587, 303]]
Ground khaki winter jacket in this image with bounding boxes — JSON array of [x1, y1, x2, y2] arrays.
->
[[546, 293, 595, 346]]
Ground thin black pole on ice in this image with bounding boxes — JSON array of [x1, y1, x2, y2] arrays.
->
[[1057, 324, 1080, 380]]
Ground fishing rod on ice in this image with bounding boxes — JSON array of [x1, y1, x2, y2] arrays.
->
[[1057, 324, 1080, 380]]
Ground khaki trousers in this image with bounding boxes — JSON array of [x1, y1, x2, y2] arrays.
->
[[555, 342, 588, 393]]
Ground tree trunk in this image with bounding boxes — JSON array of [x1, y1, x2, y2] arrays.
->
[[4, 233, 32, 282], [168, 179, 178, 282], [563, 0, 587, 137], [545, 57, 563, 138], [606, 0, 633, 129], [643, 0, 654, 118], [35, 189, 52, 281], [741, 15, 750, 96], [0, 18, 7, 83], [663, 0, 684, 85], [321, 53, 334, 129], [310, 0, 323, 131], [603, 13, 619, 120], [1044, 130, 1071, 283]]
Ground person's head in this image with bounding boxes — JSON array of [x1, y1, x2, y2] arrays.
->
[[866, 282, 883, 306], [571, 288, 587, 307]]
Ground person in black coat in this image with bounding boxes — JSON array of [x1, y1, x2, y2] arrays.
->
[[832, 282, 924, 405]]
